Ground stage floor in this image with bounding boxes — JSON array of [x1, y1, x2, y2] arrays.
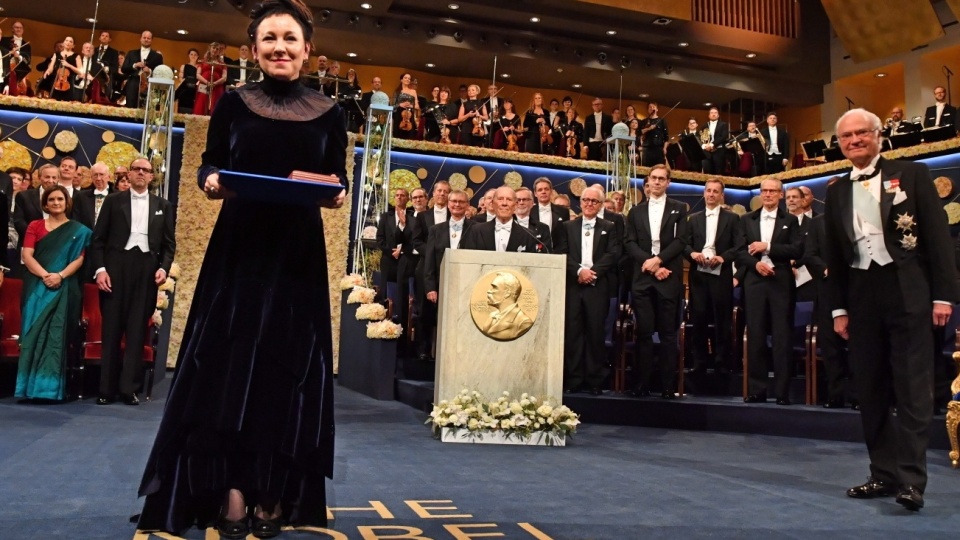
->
[[1, 380, 958, 539]]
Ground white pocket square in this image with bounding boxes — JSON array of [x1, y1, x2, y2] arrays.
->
[[892, 190, 908, 205], [155, 210, 163, 215], [601, 230, 608, 235], [671, 210, 678, 214], [782, 225, 788, 229]]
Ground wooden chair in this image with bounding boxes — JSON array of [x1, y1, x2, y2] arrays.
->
[[76, 284, 159, 400]]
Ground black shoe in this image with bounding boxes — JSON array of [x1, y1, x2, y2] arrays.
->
[[895, 485, 924, 511], [217, 516, 250, 540], [660, 391, 676, 400], [851, 401, 860, 411], [822, 399, 845, 409], [121, 393, 140, 406], [251, 516, 282, 538], [847, 477, 897, 499], [95, 396, 114, 405], [630, 387, 650, 398], [744, 393, 767, 403], [776, 398, 791, 406]]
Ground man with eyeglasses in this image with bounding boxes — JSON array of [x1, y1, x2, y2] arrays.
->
[[737, 178, 801, 405], [584, 98, 613, 161], [396, 187, 428, 350], [823, 108, 957, 511], [424, 189, 474, 314], [513, 187, 551, 252], [555, 185, 619, 394], [624, 164, 688, 398], [90, 157, 176, 406]]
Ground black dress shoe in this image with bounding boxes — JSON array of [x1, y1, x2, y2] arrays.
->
[[660, 391, 676, 400], [121, 393, 140, 406], [847, 477, 897, 499], [743, 393, 767, 403], [217, 516, 250, 540], [96, 396, 113, 405], [822, 399, 845, 409], [251, 516, 282, 538], [776, 398, 791, 406], [850, 401, 860, 411], [896, 485, 924, 511]]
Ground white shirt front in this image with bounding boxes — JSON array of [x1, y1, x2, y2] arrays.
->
[[494, 219, 512, 252], [449, 218, 464, 249], [433, 206, 448, 224], [140, 48, 151, 64], [592, 112, 603, 141], [515, 215, 530, 228], [124, 190, 151, 252], [580, 218, 596, 272], [849, 154, 893, 270], [702, 207, 719, 259], [759, 209, 777, 266], [768, 126, 780, 154], [708, 120, 717, 141], [538, 204, 553, 231], [937, 102, 946, 126], [648, 196, 666, 255], [239, 58, 248, 82]]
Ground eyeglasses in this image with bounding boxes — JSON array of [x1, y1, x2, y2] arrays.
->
[[516, 197, 533, 202], [838, 128, 877, 141], [130, 166, 153, 173], [581, 198, 602, 205]]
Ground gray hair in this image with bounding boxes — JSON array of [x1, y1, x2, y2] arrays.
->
[[835, 108, 881, 135]]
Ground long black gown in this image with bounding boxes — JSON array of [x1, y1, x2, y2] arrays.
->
[[137, 75, 347, 534], [175, 64, 198, 113]]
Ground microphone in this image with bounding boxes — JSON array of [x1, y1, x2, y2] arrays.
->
[[514, 216, 552, 253], [844, 96, 855, 110], [944, 65, 954, 76]]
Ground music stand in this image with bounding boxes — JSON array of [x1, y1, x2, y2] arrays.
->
[[801, 139, 827, 159], [739, 137, 764, 157], [889, 131, 922, 149], [678, 134, 706, 164], [921, 125, 956, 143], [823, 146, 845, 162]]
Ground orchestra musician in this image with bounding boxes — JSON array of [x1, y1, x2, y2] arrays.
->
[[72, 42, 98, 103], [482, 84, 501, 147], [522, 92, 550, 154], [734, 121, 766, 178], [584, 97, 613, 160], [458, 83, 487, 147], [881, 107, 920, 138], [119, 31, 164, 108], [35, 41, 63, 98], [923, 86, 957, 130], [558, 108, 584, 159], [1, 22, 32, 96], [92, 31, 120, 103], [639, 102, 668, 166], [701, 106, 729, 175], [760, 111, 789, 174], [491, 98, 522, 151], [44, 36, 78, 102]]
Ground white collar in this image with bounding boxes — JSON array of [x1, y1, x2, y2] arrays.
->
[[449, 216, 464, 225], [705, 206, 720, 216], [582, 217, 597, 227], [597, 209, 605, 219], [648, 195, 666, 204], [434, 205, 446, 214], [94, 189, 109, 196], [850, 154, 881, 179], [494, 219, 512, 230], [538, 203, 551, 210], [486, 212, 496, 220], [804, 210, 813, 218], [761, 208, 778, 219], [516, 215, 529, 225]]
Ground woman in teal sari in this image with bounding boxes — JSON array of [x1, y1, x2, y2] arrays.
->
[[16, 185, 92, 401]]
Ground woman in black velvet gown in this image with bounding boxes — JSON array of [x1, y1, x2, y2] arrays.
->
[[136, 1, 347, 539]]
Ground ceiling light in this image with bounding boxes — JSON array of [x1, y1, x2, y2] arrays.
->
[[638, 93, 649, 98], [347, 52, 358, 57], [572, 83, 582, 88], [448, 3, 459, 9], [501, 73, 510, 78], [875, 72, 887, 78], [704, 102, 712, 107], [86, 17, 97, 23], [348, 14, 360, 24], [678, 42, 689, 47], [176, 29, 189, 35], [530, 17, 540, 23], [745, 53, 757, 58], [597, 51, 608, 65], [453, 30, 464, 42], [606, 30, 617, 36], [652, 17, 672, 26], [360, 2, 372, 8], [444, 18, 458, 24], [556, 68, 563, 73], [426, 63, 436, 68]]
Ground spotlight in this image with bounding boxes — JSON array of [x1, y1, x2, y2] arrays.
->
[[348, 14, 360, 24], [597, 51, 607, 65], [664, 64, 673, 74], [643, 58, 652, 68], [232, 0, 244, 8], [620, 56, 631, 69], [426, 26, 437, 37], [552, 45, 561, 54], [318, 9, 332, 22], [206, 0, 217, 6], [453, 30, 464, 42]]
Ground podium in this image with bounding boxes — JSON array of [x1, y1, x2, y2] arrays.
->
[[434, 249, 566, 403]]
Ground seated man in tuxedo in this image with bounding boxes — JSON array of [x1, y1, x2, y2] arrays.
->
[[554, 185, 620, 394], [923, 86, 957, 130], [460, 186, 540, 253], [513, 187, 551, 252]]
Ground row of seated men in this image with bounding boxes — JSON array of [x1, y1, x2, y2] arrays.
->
[[375, 169, 897, 405]]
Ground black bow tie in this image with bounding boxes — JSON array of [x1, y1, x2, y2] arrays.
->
[[852, 169, 880, 182]]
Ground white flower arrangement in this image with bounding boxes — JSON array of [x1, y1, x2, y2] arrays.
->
[[426, 389, 580, 445], [366, 319, 403, 339], [347, 286, 376, 304], [151, 309, 163, 328], [356, 303, 387, 321], [339, 273, 366, 290], [156, 290, 170, 310], [53, 130, 79, 153], [362, 225, 378, 240], [168, 262, 182, 280], [158, 277, 177, 293]]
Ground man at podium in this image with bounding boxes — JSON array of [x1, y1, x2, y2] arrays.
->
[[461, 186, 541, 253]]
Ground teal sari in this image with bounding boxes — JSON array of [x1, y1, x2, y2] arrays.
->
[[15, 220, 92, 401]]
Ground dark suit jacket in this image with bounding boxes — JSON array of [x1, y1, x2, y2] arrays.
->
[[460, 219, 541, 253], [796, 214, 827, 282], [683, 207, 743, 278], [881, 120, 921, 139], [72, 190, 112, 231], [823, 157, 959, 313], [760, 125, 789, 156], [0, 37, 31, 79], [424, 219, 475, 293], [529, 203, 569, 244], [735, 207, 802, 286], [704, 120, 730, 148], [120, 48, 164, 78], [375, 208, 407, 280], [583, 112, 614, 141], [624, 198, 689, 295], [556, 217, 620, 286], [89, 190, 176, 275], [227, 58, 258, 86], [924, 104, 958, 129], [516, 217, 553, 253]]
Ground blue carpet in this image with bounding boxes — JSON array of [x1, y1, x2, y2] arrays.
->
[[1, 381, 958, 539]]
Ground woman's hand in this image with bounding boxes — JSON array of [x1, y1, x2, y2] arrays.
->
[[319, 189, 347, 209], [203, 172, 234, 200], [42, 273, 63, 289]]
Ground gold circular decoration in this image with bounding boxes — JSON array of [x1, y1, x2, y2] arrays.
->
[[0, 140, 32, 172], [96, 141, 139, 177], [54, 130, 79, 153], [41, 147, 56, 160], [468, 165, 486, 184], [27, 118, 50, 140], [416, 167, 428, 180], [465, 187, 474, 199], [934, 176, 953, 198], [730, 204, 747, 216], [631, 187, 644, 205], [448, 172, 468, 191], [388, 168, 421, 194], [504, 171, 522, 189], [749, 195, 762, 211], [569, 178, 587, 197], [101, 130, 116, 143], [946, 202, 960, 225], [470, 269, 539, 341]]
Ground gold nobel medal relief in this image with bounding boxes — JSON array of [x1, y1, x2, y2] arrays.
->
[[470, 269, 539, 341]]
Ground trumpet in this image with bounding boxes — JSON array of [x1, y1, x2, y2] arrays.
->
[[699, 127, 711, 146], [885, 117, 893, 127]]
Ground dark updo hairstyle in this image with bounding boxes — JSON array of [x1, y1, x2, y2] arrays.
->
[[247, 0, 314, 43]]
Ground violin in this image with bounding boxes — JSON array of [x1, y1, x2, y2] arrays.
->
[[566, 131, 576, 158], [399, 107, 414, 131], [53, 55, 71, 92], [472, 107, 487, 138], [539, 119, 553, 145], [440, 125, 452, 144]]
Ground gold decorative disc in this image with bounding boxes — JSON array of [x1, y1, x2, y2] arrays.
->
[[448, 172, 468, 191], [569, 177, 587, 196], [749, 195, 762, 211], [388, 168, 421, 194], [934, 176, 953, 198], [469, 269, 539, 341], [464, 187, 474, 199], [730, 204, 747, 216], [41, 147, 56, 160], [101, 130, 116, 143], [0, 140, 32, 172], [468, 165, 486, 184], [27, 118, 50, 140], [945, 202, 960, 225], [416, 167, 428, 180]]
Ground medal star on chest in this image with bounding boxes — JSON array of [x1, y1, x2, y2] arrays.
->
[[894, 212, 915, 232]]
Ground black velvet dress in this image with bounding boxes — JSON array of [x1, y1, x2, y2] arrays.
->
[[137, 75, 347, 534]]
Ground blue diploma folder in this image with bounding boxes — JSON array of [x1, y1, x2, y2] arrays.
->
[[218, 170, 344, 205]]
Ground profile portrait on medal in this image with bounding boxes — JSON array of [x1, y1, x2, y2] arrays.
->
[[472, 270, 537, 341]]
